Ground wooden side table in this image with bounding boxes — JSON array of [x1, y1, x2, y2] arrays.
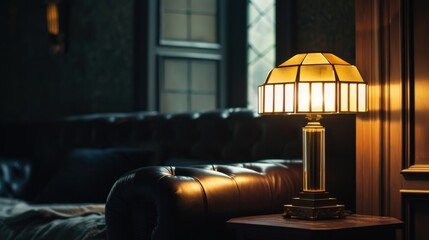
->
[[227, 214, 403, 240]]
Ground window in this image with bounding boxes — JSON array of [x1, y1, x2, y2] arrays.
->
[[156, 0, 223, 113], [247, 0, 276, 110], [160, 0, 219, 48], [160, 57, 218, 112]]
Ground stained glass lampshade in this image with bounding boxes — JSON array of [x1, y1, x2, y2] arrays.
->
[[258, 52, 368, 220]]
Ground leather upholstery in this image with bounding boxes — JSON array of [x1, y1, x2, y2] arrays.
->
[[0, 108, 306, 201], [55, 108, 305, 162], [105, 159, 302, 240], [0, 108, 355, 209], [0, 108, 355, 240]]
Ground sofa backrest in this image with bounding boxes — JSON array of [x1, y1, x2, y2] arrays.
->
[[52, 108, 305, 164], [0, 108, 356, 209]]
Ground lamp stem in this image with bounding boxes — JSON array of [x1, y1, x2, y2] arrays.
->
[[284, 115, 345, 220], [303, 115, 325, 192]]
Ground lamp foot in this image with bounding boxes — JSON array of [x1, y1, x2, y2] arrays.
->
[[283, 192, 345, 220]]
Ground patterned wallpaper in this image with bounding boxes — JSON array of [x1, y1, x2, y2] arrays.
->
[[0, 0, 134, 121], [295, 0, 355, 63]]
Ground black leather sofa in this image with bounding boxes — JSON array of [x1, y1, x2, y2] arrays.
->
[[105, 159, 302, 240], [0, 108, 305, 203], [0, 108, 355, 239]]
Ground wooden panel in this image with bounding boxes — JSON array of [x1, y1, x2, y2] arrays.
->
[[402, 0, 429, 174], [410, 0, 429, 166], [355, 0, 383, 216], [401, 191, 429, 240], [356, 0, 429, 240], [386, 0, 404, 220]]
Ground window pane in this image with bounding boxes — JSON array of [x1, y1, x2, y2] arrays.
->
[[191, 94, 216, 111], [248, 14, 275, 52], [161, 92, 188, 113], [163, 0, 187, 12], [160, 0, 218, 44], [191, 0, 216, 14], [162, 13, 188, 41], [164, 59, 188, 91], [191, 60, 217, 91], [247, 0, 276, 110], [252, 0, 275, 12], [190, 15, 217, 42], [160, 58, 218, 113]]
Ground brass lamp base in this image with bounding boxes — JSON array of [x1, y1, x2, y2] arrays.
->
[[283, 192, 345, 220]]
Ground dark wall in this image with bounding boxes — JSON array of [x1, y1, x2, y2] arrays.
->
[[0, 0, 355, 122], [0, 0, 134, 121], [277, 0, 355, 64], [295, 0, 355, 62]]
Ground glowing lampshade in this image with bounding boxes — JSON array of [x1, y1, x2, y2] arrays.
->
[[258, 52, 367, 115]]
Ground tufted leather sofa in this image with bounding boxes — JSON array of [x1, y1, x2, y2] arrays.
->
[[0, 108, 355, 209], [0, 108, 356, 240], [105, 159, 302, 240], [0, 108, 304, 201]]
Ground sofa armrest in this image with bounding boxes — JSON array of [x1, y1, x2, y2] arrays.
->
[[0, 159, 32, 198], [105, 159, 302, 240]]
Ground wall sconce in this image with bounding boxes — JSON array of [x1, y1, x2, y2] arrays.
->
[[46, 1, 67, 54], [258, 52, 368, 220]]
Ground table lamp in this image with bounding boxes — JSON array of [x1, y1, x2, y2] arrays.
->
[[258, 52, 368, 220]]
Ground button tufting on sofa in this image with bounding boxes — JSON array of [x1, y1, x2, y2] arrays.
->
[[105, 159, 302, 240], [0, 107, 356, 240]]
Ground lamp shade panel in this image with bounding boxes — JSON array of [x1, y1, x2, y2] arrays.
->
[[258, 52, 368, 114]]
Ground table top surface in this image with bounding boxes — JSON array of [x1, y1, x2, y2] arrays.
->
[[227, 214, 403, 232]]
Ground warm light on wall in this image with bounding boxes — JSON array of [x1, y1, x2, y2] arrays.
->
[[258, 52, 368, 220], [46, 1, 66, 54], [47, 3, 59, 35]]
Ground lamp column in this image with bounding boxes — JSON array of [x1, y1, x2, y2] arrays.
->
[[303, 114, 325, 192], [283, 114, 345, 220]]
